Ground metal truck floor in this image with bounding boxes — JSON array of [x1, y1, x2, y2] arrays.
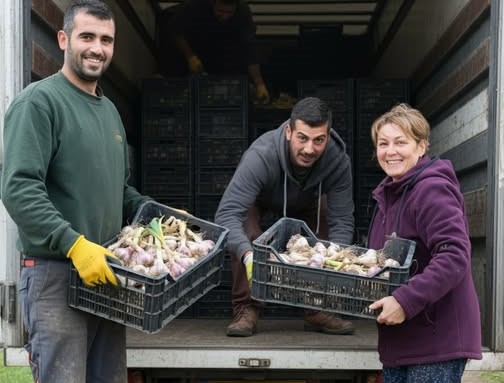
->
[[126, 318, 378, 349]]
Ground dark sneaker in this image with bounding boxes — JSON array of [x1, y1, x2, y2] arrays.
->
[[226, 305, 259, 337], [304, 310, 354, 335]]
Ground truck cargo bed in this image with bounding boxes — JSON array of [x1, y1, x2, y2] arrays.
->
[[125, 319, 382, 372], [126, 318, 378, 350]]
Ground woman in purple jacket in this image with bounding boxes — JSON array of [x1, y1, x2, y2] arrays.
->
[[367, 104, 482, 382]]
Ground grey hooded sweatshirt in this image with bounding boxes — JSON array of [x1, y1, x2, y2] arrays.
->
[[215, 121, 354, 261]]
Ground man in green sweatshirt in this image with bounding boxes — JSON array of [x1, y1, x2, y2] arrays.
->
[[1, 1, 150, 381]]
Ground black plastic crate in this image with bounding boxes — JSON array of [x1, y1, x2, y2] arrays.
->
[[142, 108, 191, 138], [196, 167, 235, 195], [356, 79, 409, 113], [248, 107, 289, 143], [68, 201, 229, 333], [196, 109, 247, 138], [142, 138, 191, 164], [196, 138, 248, 166], [298, 79, 354, 112], [195, 195, 222, 223], [155, 196, 195, 215], [142, 78, 192, 108], [251, 217, 415, 319], [190, 287, 233, 318], [197, 76, 247, 107], [249, 122, 278, 144], [142, 166, 193, 197], [332, 113, 354, 162]]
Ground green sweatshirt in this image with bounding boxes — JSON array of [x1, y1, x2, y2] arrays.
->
[[1, 72, 148, 258]]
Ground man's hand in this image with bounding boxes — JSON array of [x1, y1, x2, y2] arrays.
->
[[255, 84, 270, 104], [67, 235, 119, 287], [242, 251, 253, 288], [188, 55, 204, 73]]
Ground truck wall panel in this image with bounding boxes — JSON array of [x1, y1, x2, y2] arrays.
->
[[442, 131, 487, 174], [416, 15, 490, 103], [418, 38, 489, 119], [31, 42, 59, 80], [471, 238, 487, 332], [32, 0, 62, 32], [374, 0, 471, 78], [411, 0, 490, 91], [464, 187, 487, 238], [429, 87, 488, 156], [458, 164, 488, 192]]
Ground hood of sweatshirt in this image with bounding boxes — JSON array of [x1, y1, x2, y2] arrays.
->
[[271, 120, 350, 233], [370, 156, 463, 236]]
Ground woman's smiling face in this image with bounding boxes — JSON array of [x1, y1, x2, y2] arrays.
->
[[376, 123, 427, 181]]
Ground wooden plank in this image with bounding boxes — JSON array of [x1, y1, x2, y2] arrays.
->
[[442, 131, 487, 173], [464, 187, 487, 238], [31, 42, 60, 79], [418, 38, 489, 118], [411, 0, 490, 91], [429, 88, 488, 156], [31, 0, 63, 33]]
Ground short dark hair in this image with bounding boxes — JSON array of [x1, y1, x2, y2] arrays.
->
[[63, 0, 114, 35], [290, 97, 331, 129]]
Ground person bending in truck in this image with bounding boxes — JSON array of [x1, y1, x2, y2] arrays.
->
[[161, 0, 270, 103], [367, 104, 482, 382], [1, 1, 151, 382], [215, 97, 355, 337]]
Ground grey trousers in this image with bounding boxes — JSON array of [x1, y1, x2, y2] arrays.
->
[[19, 258, 127, 383]]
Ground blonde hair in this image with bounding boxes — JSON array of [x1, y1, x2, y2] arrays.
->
[[371, 103, 430, 150]]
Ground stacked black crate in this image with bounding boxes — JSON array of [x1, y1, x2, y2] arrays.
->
[[248, 103, 292, 235], [298, 79, 355, 165], [248, 106, 291, 145], [355, 79, 409, 242], [141, 78, 194, 212], [189, 76, 248, 319], [194, 75, 249, 222]]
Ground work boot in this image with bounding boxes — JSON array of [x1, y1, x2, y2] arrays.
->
[[226, 305, 259, 337], [304, 310, 354, 335]]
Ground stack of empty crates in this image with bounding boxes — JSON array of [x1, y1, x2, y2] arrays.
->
[[248, 105, 290, 144], [141, 78, 194, 212], [298, 79, 355, 164], [354, 79, 409, 239], [194, 75, 249, 222], [182, 76, 248, 319]]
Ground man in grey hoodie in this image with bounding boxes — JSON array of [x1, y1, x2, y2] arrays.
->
[[215, 97, 355, 336]]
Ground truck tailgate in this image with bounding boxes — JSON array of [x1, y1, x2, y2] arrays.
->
[[125, 319, 381, 370]]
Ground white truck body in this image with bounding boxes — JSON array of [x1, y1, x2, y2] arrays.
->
[[1, 0, 504, 379]]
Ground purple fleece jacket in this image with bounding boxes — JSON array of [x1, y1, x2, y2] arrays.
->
[[368, 156, 482, 367]]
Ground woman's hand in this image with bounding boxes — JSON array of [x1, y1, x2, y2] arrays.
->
[[369, 296, 406, 325]]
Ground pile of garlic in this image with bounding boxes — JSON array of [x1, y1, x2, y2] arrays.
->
[[273, 234, 400, 277]]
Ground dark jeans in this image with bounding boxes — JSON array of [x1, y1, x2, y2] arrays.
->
[[19, 258, 127, 383], [231, 198, 328, 310], [382, 359, 467, 383]]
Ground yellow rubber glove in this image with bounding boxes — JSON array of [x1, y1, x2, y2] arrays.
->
[[188, 55, 204, 73], [256, 84, 270, 104], [67, 235, 119, 287], [243, 251, 253, 289]]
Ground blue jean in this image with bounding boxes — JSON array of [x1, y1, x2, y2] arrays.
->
[[382, 359, 467, 383], [19, 259, 127, 383]]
